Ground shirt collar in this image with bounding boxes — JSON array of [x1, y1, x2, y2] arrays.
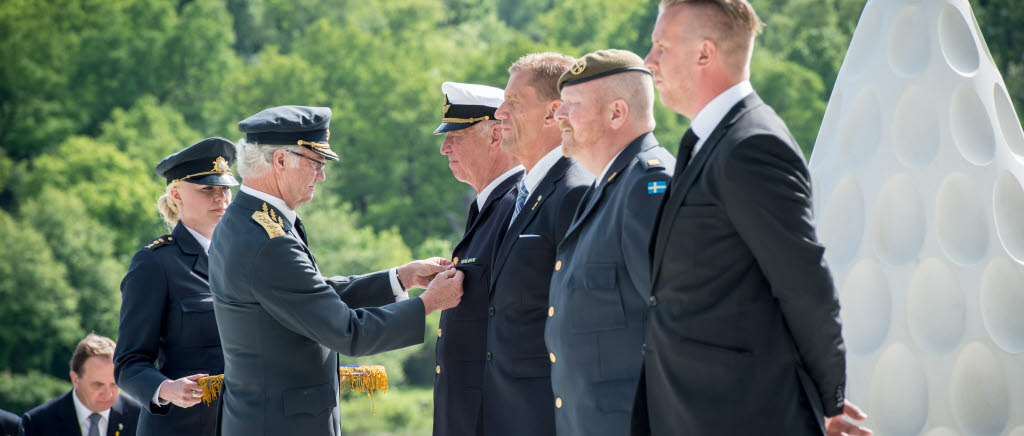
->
[[476, 165, 524, 209], [690, 80, 754, 142], [239, 185, 297, 226], [183, 225, 211, 254], [72, 388, 110, 430], [522, 146, 564, 194]]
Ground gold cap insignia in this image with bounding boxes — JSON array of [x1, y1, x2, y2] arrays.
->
[[213, 156, 230, 173], [444, 95, 451, 116], [571, 58, 587, 75]]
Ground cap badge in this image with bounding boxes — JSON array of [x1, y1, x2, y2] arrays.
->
[[443, 95, 451, 115], [571, 58, 587, 75], [326, 129, 331, 141], [213, 156, 231, 173]]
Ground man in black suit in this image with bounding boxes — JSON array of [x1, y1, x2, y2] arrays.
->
[[22, 334, 143, 436], [480, 52, 593, 436], [431, 81, 523, 436], [0, 409, 20, 436], [546, 49, 674, 436], [633, 1, 870, 436]]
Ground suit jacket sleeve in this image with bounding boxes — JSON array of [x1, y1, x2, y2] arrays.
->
[[113, 248, 172, 415], [621, 171, 672, 295], [714, 135, 846, 416], [324, 271, 395, 309], [251, 237, 424, 357]]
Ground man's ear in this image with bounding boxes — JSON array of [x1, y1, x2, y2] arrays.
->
[[69, 370, 79, 389], [490, 122, 503, 147], [697, 38, 716, 66], [609, 98, 629, 130], [544, 100, 562, 127], [272, 149, 288, 173]]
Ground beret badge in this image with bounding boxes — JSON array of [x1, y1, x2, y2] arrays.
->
[[571, 58, 587, 75]]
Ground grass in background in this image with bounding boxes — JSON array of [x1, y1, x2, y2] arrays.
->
[[340, 386, 433, 436]]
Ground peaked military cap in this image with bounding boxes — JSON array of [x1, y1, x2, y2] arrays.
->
[[434, 82, 505, 135], [156, 137, 239, 186], [557, 49, 653, 92], [238, 105, 338, 161]]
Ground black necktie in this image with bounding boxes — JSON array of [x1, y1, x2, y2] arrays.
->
[[294, 217, 308, 246], [674, 128, 699, 175], [465, 201, 479, 231]]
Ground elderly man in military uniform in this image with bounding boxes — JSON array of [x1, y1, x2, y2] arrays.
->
[[208, 105, 464, 436], [432, 82, 523, 436], [480, 53, 593, 436], [544, 50, 674, 436]]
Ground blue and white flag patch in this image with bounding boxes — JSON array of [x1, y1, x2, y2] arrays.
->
[[647, 181, 667, 194]]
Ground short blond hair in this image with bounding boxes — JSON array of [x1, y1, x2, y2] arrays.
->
[[70, 333, 116, 376], [508, 52, 575, 101], [660, 0, 763, 70]]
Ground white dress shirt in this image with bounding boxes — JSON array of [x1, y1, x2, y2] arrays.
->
[[239, 185, 407, 300], [72, 388, 109, 436], [688, 80, 755, 160], [510, 146, 564, 228], [476, 166, 524, 210]]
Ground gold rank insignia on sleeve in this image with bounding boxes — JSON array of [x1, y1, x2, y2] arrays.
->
[[252, 203, 285, 238]]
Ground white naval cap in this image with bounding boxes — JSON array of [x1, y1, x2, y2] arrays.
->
[[434, 82, 505, 135]]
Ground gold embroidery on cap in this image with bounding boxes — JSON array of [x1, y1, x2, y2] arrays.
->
[[298, 140, 339, 159]]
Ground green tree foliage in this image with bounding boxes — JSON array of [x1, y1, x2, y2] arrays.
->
[[0, 371, 73, 415], [0, 3, 1019, 430], [0, 210, 82, 375], [19, 188, 125, 339]]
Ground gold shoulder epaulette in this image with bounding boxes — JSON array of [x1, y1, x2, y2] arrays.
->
[[252, 203, 285, 238], [144, 235, 174, 250]]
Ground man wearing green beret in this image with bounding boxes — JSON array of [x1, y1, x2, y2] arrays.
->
[[544, 49, 675, 436]]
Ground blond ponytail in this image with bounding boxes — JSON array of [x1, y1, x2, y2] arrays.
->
[[157, 181, 182, 230]]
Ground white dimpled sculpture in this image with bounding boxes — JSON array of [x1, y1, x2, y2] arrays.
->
[[809, 0, 1024, 435]]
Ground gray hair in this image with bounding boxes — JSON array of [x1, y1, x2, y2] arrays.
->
[[236, 138, 304, 179]]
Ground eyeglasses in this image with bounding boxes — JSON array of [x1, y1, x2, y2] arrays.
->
[[286, 150, 327, 172]]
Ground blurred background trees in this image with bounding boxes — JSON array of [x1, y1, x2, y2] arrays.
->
[[1, 0, 1018, 432]]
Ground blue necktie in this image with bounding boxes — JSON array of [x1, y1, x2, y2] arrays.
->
[[510, 182, 529, 224]]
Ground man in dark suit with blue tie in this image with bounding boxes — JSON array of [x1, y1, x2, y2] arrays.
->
[[480, 53, 593, 436], [431, 81, 523, 436], [546, 49, 674, 436], [21, 334, 143, 436], [633, 1, 870, 436]]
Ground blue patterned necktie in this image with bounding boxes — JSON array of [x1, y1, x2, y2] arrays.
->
[[87, 413, 101, 436], [509, 182, 529, 224]]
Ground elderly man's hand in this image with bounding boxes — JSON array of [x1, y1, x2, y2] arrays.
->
[[418, 268, 464, 315], [825, 400, 872, 436], [158, 373, 209, 408], [397, 257, 454, 290]]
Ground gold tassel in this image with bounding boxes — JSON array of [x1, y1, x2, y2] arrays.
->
[[338, 365, 389, 415], [197, 374, 224, 405]]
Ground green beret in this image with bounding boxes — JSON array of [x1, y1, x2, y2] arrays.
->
[[557, 49, 653, 92]]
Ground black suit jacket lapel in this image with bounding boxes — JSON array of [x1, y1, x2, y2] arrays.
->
[[56, 391, 78, 435], [490, 157, 571, 289], [173, 222, 209, 278], [457, 171, 523, 254], [652, 93, 764, 278], [107, 396, 125, 434]]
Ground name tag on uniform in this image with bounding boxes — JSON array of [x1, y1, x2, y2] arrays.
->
[[648, 181, 667, 194]]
